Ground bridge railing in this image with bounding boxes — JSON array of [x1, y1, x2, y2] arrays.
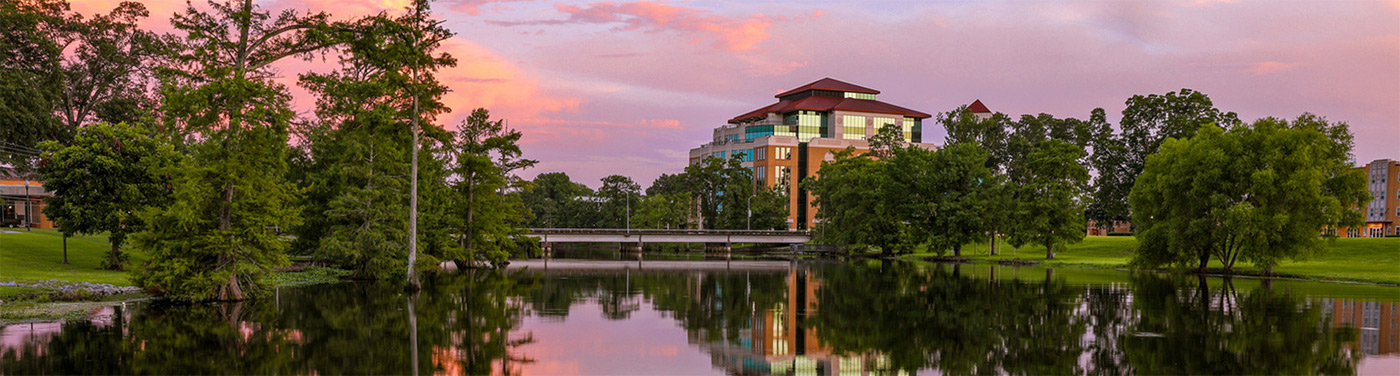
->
[[526, 228, 811, 236]]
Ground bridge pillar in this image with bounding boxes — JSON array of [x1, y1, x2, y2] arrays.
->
[[704, 242, 731, 259], [620, 242, 643, 260]]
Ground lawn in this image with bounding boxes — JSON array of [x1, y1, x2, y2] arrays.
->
[[903, 236, 1400, 285], [0, 228, 139, 286]]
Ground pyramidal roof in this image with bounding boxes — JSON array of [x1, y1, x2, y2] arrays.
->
[[775, 78, 880, 98], [967, 99, 991, 113]]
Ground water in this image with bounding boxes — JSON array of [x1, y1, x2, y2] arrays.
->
[[2, 258, 1398, 375]]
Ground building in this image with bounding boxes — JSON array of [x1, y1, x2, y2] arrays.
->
[[689, 78, 960, 229], [1339, 159, 1399, 238], [0, 170, 54, 229]]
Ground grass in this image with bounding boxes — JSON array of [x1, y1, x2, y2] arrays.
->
[[902, 236, 1400, 285], [0, 228, 138, 286]]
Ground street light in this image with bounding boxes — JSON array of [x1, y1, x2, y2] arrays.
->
[[746, 194, 754, 230], [625, 190, 631, 232]]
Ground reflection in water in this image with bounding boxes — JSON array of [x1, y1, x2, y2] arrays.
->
[[0, 260, 1392, 375]]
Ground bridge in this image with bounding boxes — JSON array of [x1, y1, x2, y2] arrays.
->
[[525, 228, 813, 257]]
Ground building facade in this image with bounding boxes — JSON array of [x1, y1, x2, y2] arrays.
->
[[1338, 159, 1399, 238], [689, 78, 953, 229], [0, 171, 54, 229]]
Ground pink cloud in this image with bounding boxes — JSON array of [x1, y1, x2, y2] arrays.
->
[[444, 0, 535, 16], [487, 1, 787, 51], [1247, 61, 1298, 75]]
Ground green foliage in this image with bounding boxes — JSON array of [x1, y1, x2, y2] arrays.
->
[[894, 143, 1005, 256], [293, 4, 458, 279], [131, 0, 334, 301], [645, 172, 688, 196], [595, 174, 641, 228], [1005, 140, 1090, 259], [520, 172, 595, 228], [39, 122, 179, 270], [804, 148, 909, 255], [632, 192, 690, 229], [448, 108, 536, 268], [0, 0, 69, 169], [1129, 116, 1368, 272], [939, 105, 1012, 171], [685, 155, 788, 230]]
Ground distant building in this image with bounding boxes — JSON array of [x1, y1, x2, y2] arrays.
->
[[1086, 221, 1133, 236], [0, 169, 54, 229], [689, 78, 951, 229], [1338, 159, 1399, 237]]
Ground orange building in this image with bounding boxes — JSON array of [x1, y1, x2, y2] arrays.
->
[[0, 171, 54, 229], [689, 78, 959, 229], [1086, 221, 1133, 236], [1338, 159, 1399, 238]]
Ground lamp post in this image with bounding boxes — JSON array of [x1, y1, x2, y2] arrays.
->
[[746, 194, 754, 230], [625, 190, 631, 232]]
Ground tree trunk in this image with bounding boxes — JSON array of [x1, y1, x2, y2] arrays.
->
[[108, 241, 123, 271], [1197, 249, 1211, 272], [218, 272, 245, 301], [406, 108, 420, 291], [62, 234, 68, 264], [1045, 241, 1055, 260], [953, 243, 962, 257]]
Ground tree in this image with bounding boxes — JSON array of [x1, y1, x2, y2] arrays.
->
[[55, 1, 167, 131], [645, 172, 688, 196], [131, 0, 336, 301], [940, 106, 1012, 170], [1085, 108, 1131, 233], [38, 122, 178, 269], [521, 172, 593, 228], [1129, 116, 1366, 272], [595, 175, 640, 229], [0, 0, 68, 170], [1005, 140, 1090, 259], [1110, 89, 1239, 222], [632, 193, 690, 229], [450, 108, 535, 268], [895, 143, 1004, 257], [804, 148, 910, 256], [684, 155, 787, 230]]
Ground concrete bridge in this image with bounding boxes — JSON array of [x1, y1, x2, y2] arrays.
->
[[525, 228, 813, 257]]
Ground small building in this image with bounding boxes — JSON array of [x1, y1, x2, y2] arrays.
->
[[1086, 220, 1133, 236], [0, 170, 54, 229]]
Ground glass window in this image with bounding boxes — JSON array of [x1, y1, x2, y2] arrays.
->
[[774, 147, 792, 160], [786, 110, 826, 142], [842, 115, 866, 140], [873, 117, 898, 136], [843, 92, 876, 100], [775, 166, 792, 194], [754, 148, 766, 161]]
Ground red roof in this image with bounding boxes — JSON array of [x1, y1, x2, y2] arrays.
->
[[774, 78, 880, 98], [967, 99, 991, 113], [729, 96, 932, 123]]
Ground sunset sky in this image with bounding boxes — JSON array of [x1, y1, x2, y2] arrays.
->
[[72, 0, 1400, 188]]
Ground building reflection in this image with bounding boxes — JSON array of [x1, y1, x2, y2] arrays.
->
[[1317, 299, 1400, 356], [691, 268, 903, 376]]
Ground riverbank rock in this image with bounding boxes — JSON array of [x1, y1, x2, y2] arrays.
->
[[996, 259, 1040, 266]]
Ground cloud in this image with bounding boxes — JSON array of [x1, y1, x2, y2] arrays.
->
[[1247, 61, 1297, 75], [487, 1, 788, 51], [444, 0, 535, 16]]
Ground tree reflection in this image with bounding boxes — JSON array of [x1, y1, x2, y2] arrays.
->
[[809, 262, 1085, 375], [1124, 274, 1360, 375], [1, 270, 541, 374]]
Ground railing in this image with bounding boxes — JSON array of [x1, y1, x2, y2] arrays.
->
[[527, 228, 811, 236]]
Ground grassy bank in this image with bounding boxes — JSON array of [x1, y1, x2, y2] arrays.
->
[[903, 236, 1400, 285], [1, 229, 351, 324]]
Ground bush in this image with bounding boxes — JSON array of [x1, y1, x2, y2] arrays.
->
[[1107, 232, 1134, 237]]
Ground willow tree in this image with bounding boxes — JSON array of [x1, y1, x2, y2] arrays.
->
[[1130, 116, 1367, 273], [131, 0, 335, 301]]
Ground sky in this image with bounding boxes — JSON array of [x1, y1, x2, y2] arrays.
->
[[71, 0, 1400, 189]]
